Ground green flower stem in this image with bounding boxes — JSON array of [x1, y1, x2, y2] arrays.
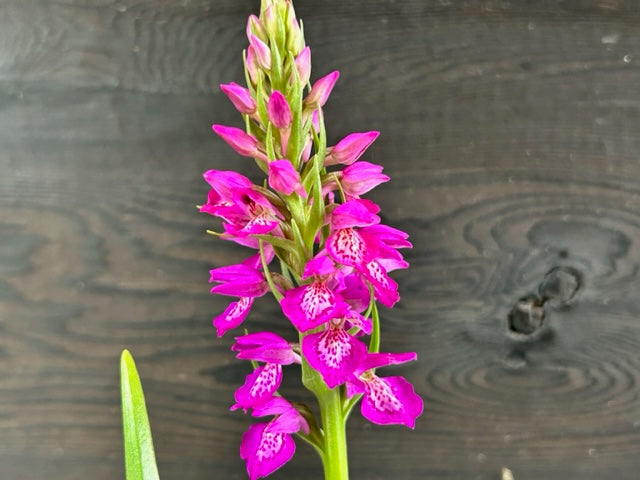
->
[[300, 340, 349, 480], [318, 386, 349, 480]]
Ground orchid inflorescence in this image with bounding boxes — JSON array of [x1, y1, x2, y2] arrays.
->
[[201, 1, 423, 478]]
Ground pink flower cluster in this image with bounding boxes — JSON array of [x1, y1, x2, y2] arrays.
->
[[201, 1, 423, 478]]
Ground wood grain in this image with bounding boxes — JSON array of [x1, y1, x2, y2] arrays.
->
[[2, 0, 640, 478]]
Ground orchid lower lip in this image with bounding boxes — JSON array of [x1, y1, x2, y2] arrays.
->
[[202, 1, 423, 478]]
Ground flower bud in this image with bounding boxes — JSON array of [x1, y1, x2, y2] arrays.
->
[[246, 14, 267, 44], [268, 159, 307, 197], [286, 2, 305, 54], [220, 82, 257, 115], [212, 124, 265, 160], [304, 70, 339, 108], [268, 91, 292, 129], [245, 46, 261, 85], [263, 5, 279, 40], [249, 34, 271, 71], [324, 131, 380, 166], [340, 161, 389, 198], [294, 47, 311, 85], [300, 136, 312, 163]]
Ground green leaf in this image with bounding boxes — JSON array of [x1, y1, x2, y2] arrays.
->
[[120, 350, 160, 480], [368, 299, 381, 355]]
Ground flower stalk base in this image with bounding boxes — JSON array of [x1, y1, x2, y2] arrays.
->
[[319, 386, 349, 480]]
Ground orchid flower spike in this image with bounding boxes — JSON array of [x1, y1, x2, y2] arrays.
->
[[202, 1, 423, 478]]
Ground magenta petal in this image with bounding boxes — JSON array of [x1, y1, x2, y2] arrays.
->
[[268, 410, 310, 435], [242, 250, 275, 270], [360, 224, 411, 249], [232, 332, 301, 365], [300, 136, 312, 163], [343, 309, 372, 335], [203, 170, 253, 196], [326, 228, 368, 267], [209, 263, 268, 298], [379, 257, 409, 273], [246, 45, 260, 84], [341, 161, 389, 198], [232, 363, 282, 411], [267, 91, 293, 129], [357, 351, 418, 372], [213, 297, 253, 337], [294, 47, 311, 85], [330, 200, 380, 230], [360, 259, 399, 308], [268, 160, 306, 197], [340, 273, 371, 313], [220, 82, 256, 114], [251, 396, 295, 418], [246, 14, 266, 43], [232, 331, 287, 350], [280, 283, 340, 332], [240, 423, 295, 480], [346, 376, 365, 397], [301, 254, 335, 279], [250, 34, 271, 70], [325, 131, 380, 166], [361, 375, 424, 428], [304, 70, 339, 108], [252, 397, 310, 435], [302, 327, 367, 388], [212, 125, 260, 158]]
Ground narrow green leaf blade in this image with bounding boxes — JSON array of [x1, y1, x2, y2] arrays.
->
[[120, 350, 160, 480]]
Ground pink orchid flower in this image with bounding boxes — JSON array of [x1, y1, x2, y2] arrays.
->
[[240, 397, 309, 480], [347, 352, 423, 428]]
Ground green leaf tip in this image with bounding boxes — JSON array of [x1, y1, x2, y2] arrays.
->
[[120, 349, 160, 480]]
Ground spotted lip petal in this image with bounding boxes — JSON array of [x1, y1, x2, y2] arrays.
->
[[361, 258, 399, 308], [302, 325, 367, 388], [280, 282, 343, 332], [240, 423, 295, 480], [231, 363, 283, 412], [214, 297, 254, 337], [327, 228, 368, 267], [360, 375, 423, 428]]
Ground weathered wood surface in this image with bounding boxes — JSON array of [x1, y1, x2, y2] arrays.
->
[[2, 0, 640, 478]]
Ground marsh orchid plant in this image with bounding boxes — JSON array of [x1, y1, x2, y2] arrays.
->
[[200, 1, 423, 479], [118, 3, 422, 478]]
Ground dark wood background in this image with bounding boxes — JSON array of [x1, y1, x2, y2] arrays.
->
[[2, 0, 640, 478]]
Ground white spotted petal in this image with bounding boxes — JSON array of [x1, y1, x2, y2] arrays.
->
[[231, 363, 283, 412], [302, 325, 367, 388]]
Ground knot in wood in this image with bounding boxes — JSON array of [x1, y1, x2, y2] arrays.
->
[[508, 296, 545, 336], [538, 266, 581, 307]]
